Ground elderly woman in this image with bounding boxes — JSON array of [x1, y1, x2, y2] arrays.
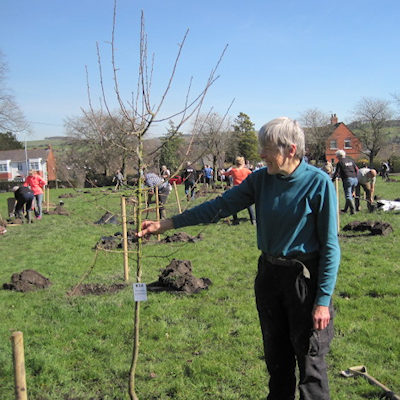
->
[[138, 117, 340, 400], [331, 149, 358, 214]]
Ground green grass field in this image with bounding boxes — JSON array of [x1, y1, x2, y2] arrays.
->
[[0, 178, 399, 399]]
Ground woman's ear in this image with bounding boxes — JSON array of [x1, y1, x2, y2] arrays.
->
[[287, 144, 297, 158]]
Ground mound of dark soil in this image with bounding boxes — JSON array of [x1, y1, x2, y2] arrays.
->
[[68, 283, 127, 296], [95, 231, 203, 251], [161, 232, 203, 243], [3, 269, 52, 292], [58, 193, 76, 198], [95, 231, 146, 250], [94, 212, 119, 225], [342, 221, 393, 236], [148, 259, 212, 294], [44, 205, 70, 216], [95, 235, 120, 250]]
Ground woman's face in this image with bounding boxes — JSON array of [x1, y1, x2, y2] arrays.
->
[[259, 144, 286, 175]]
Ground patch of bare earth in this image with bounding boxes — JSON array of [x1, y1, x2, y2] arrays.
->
[[342, 221, 393, 236], [160, 232, 203, 243], [44, 205, 70, 215]]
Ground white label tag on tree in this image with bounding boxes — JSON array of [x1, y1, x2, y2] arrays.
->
[[133, 283, 147, 302]]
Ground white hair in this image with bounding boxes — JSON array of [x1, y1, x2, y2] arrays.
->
[[335, 150, 346, 158], [258, 117, 305, 159]]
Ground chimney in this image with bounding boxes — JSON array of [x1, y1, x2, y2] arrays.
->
[[330, 113, 338, 125]]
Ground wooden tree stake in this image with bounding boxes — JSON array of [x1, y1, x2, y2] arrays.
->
[[121, 196, 129, 281], [46, 186, 50, 212], [173, 181, 182, 214], [155, 186, 161, 241], [11, 331, 28, 400], [335, 178, 340, 233]]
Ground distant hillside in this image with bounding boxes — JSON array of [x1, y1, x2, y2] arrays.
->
[[27, 136, 76, 150], [347, 119, 400, 140], [26, 136, 165, 163]]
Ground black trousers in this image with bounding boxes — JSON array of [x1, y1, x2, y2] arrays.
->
[[232, 205, 255, 223], [184, 180, 195, 199], [254, 253, 334, 400], [15, 194, 34, 215], [158, 185, 171, 218]]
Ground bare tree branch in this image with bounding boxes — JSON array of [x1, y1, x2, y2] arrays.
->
[[0, 51, 30, 134], [352, 97, 393, 164]]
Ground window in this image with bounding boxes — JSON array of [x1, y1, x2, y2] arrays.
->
[[29, 161, 40, 170], [344, 139, 352, 149], [329, 140, 337, 150], [0, 163, 8, 172], [17, 162, 23, 171]]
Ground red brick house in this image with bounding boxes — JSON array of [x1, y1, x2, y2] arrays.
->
[[325, 114, 362, 163], [0, 147, 57, 183]]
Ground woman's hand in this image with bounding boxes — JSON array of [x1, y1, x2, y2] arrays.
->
[[136, 218, 174, 238], [312, 305, 330, 330]]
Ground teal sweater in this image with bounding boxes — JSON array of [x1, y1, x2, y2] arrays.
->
[[172, 161, 340, 306]]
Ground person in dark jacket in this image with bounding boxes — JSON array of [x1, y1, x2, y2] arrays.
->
[[380, 161, 390, 181], [331, 150, 358, 214], [12, 186, 34, 223], [182, 162, 197, 201]]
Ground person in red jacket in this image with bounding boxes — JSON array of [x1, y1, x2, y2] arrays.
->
[[24, 170, 47, 219], [222, 156, 255, 225]]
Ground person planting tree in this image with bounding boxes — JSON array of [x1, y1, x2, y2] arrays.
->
[[137, 117, 340, 400], [12, 186, 34, 223], [355, 167, 377, 212], [144, 171, 172, 220]]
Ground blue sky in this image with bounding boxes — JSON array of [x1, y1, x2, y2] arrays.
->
[[1, 0, 400, 141]]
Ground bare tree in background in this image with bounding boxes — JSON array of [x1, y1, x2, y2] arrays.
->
[[85, 2, 227, 399], [352, 97, 393, 165], [300, 108, 331, 162], [56, 145, 90, 187], [65, 110, 137, 177], [0, 51, 29, 135], [391, 92, 400, 110], [195, 110, 232, 178]]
